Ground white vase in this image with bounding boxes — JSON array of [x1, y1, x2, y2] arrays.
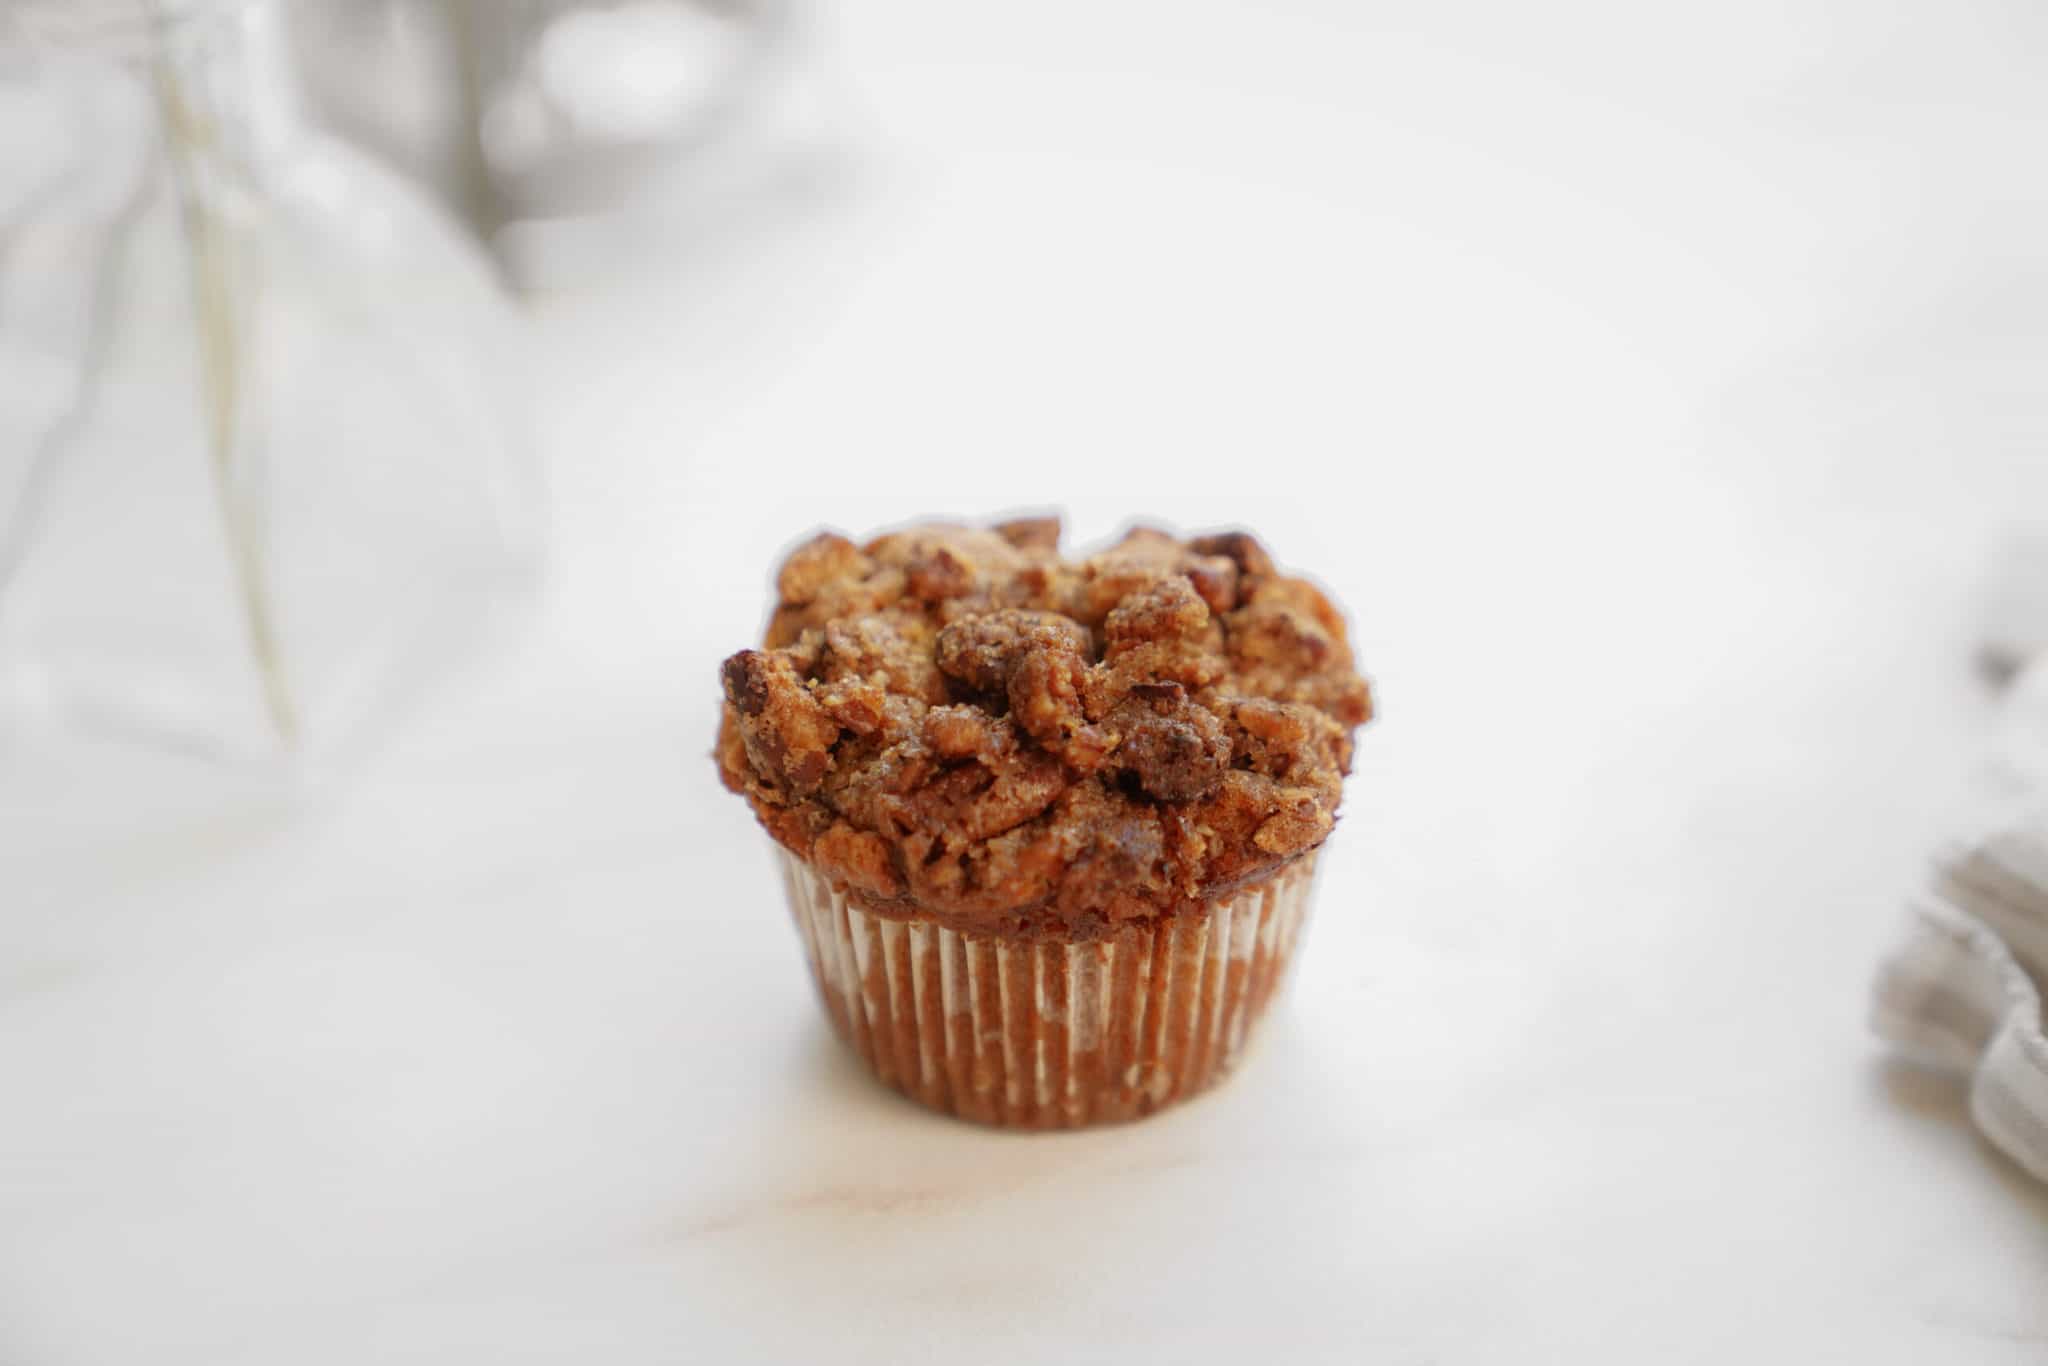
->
[[0, 0, 542, 768]]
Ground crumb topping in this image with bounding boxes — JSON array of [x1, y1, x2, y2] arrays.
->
[[716, 517, 1372, 936]]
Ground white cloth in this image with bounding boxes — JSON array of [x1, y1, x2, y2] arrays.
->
[[1873, 836, 2048, 1182], [1872, 565, 2048, 1183]]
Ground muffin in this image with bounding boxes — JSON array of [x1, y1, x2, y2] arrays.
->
[[715, 516, 1372, 1126]]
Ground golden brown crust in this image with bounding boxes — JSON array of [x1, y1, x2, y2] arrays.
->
[[717, 517, 1372, 937]]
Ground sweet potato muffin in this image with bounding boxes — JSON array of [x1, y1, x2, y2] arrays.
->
[[717, 516, 1371, 1126]]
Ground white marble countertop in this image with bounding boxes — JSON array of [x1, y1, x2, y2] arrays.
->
[[5, 1, 2048, 1360]]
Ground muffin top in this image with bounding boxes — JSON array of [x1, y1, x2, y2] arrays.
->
[[716, 517, 1372, 937]]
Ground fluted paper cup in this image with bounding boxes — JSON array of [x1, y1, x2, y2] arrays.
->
[[776, 846, 1318, 1127]]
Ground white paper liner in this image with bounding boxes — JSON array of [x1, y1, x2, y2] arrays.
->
[[777, 846, 1318, 1127]]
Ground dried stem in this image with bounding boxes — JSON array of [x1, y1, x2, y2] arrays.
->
[[151, 17, 299, 748]]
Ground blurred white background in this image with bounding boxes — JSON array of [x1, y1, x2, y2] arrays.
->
[[4, 0, 2048, 1361]]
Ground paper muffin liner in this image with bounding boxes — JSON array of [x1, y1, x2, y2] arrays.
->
[[776, 846, 1319, 1127]]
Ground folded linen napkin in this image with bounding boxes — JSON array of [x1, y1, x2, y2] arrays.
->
[[1871, 545, 2048, 1183]]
